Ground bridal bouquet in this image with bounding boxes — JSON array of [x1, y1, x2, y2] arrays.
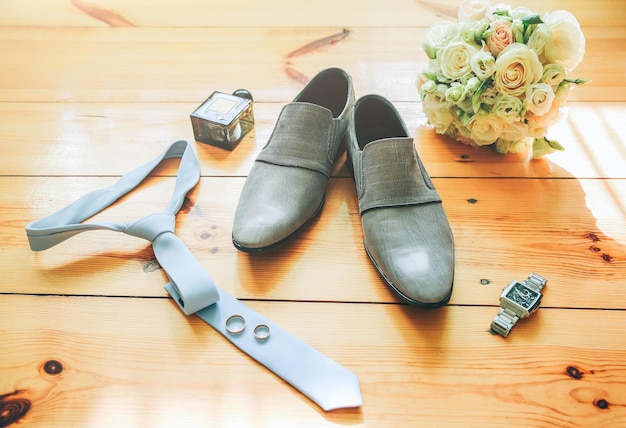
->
[[417, 0, 588, 157]]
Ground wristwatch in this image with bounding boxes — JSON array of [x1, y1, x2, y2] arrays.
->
[[490, 273, 547, 337]]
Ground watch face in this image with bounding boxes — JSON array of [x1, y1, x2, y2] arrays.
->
[[505, 282, 540, 309]]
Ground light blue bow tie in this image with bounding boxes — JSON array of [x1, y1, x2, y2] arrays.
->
[[25, 140, 362, 411]]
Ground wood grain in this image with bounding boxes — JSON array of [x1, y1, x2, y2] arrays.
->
[[2, 0, 626, 426], [1, 295, 625, 428], [0, 26, 622, 103], [1, 0, 624, 27], [0, 102, 624, 179], [3, 176, 625, 308]]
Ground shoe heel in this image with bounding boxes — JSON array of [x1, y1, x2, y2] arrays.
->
[[346, 156, 355, 179], [343, 136, 356, 180]]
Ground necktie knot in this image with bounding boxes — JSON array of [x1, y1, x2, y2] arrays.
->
[[125, 212, 176, 242]]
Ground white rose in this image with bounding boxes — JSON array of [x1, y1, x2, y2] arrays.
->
[[541, 63, 567, 87], [469, 113, 504, 146], [422, 21, 458, 59], [465, 76, 482, 93], [555, 82, 575, 103], [526, 23, 550, 57], [525, 83, 556, 117], [445, 82, 466, 104], [494, 43, 543, 97], [470, 50, 497, 80], [423, 58, 453, 84], [543, 10, 586, 71], [511, 7, 533, 20], [493, 94, 523, 123], [512, 19, 525, 44], [525, 98, 560, 138], [486, 4, 512, 22], [494, 138, 531, 154], [427, 107, 456, 135], [422, 85, 455, 134], [458, 0, 491, 22], [459, 21, 491, 44], [438, 40, 477, 80], [480, 84, 499, 106], [500, 120, 528, 142], [418, 79, 437, 97]]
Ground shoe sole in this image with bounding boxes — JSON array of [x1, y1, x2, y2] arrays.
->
[[364, 242, 452, 309], [232, 195, 326, 254]]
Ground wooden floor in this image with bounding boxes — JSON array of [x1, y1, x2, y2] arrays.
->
[[2, 0, 626, 427]]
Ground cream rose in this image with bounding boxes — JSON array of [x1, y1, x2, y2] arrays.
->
[[487, 19, 514, 56], [469, 113, 504, 146], [543, 10, 586, 71], [525, 83, 556, 117], [438, 40, 477, 80], [494, 43, 543, 97]]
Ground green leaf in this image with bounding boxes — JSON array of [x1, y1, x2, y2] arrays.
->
[[492, 9, 511, 19], [546, 138, 565, 151], [471, 77, 492, 114], [563, 77, 591, 85], [522, 14, 543, 26], [532, 137, 564, 158]]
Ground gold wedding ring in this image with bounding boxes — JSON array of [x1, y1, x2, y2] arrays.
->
[[225, 314, 246, 335], [254, 324, 271, 341]]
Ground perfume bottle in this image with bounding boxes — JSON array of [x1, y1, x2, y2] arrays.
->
[[191, 89, 254, 151]]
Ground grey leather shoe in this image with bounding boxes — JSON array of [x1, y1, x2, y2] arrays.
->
[[233, 68, 354, 252], [346, 95, 454, 308]]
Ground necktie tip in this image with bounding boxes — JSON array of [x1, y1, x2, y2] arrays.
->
[[315, 382, 363, 411]]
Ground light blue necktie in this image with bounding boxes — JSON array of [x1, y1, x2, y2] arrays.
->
[[25, 140, 362, 411]]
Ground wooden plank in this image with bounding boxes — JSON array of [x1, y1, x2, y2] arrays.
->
[[0, 26, 621, 103], [0, 0, 623, 28], [1, 295, 625, 427], [0, 101, 624, 179], [1, 1, 625, 427], [4, 176, 625, 309]]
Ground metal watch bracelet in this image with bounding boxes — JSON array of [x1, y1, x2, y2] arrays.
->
[[490, 273, 547, 337]]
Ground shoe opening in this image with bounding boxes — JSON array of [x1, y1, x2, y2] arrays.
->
[[355, 96, 408, 150], [295, 69, 349, 118]]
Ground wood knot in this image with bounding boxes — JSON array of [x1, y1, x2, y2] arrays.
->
[[43, 359, 64, 375], [584, 232, 601, 242], [594, 398, 610, 410], [180, 196, 195, 214], [566, 365, 584, 380], [0, 393, 31, 426]]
